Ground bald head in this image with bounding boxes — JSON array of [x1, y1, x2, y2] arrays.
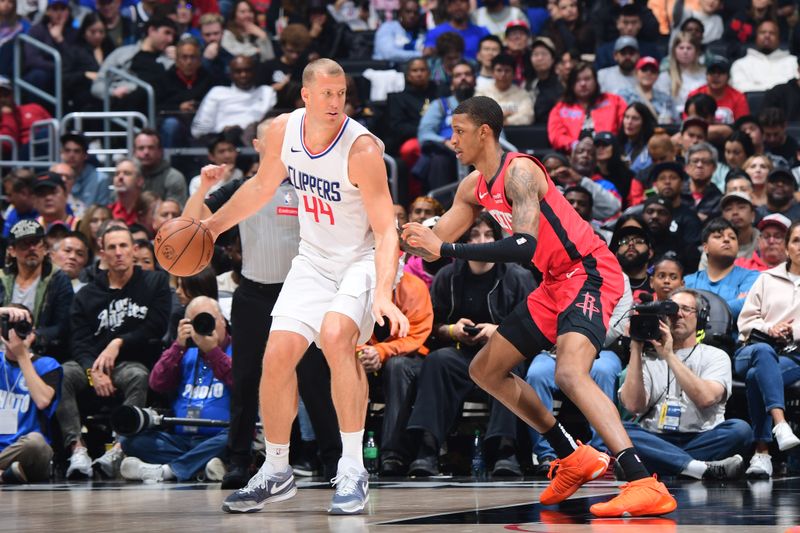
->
[[302, 58, 345, 87], [185, 295, 223, 320]]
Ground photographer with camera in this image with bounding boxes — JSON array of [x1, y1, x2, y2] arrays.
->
[[0, 305, 61, 484], [119, 296, 232, 482], [56, 226, 170, 479], [399, 213, 535, 477], [735, 220, 800, 478], [619, 289, 753, 480], [1, 219, 73, 360]]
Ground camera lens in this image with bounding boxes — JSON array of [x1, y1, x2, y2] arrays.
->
[[13, 320, 32, 339], [191, 312, 216, 336]]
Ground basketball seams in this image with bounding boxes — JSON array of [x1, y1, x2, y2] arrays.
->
[[166, 222, 203, 274], [155, 217, 214, 276]]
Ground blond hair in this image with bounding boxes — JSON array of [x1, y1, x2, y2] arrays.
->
[[302, 58, 345, 87], [668, 32, 701, 98]]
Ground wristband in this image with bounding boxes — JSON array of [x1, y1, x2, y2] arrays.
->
[[448, 324, 455, 340]]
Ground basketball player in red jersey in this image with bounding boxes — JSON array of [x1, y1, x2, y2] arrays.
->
[[402, 96, 677, 517]]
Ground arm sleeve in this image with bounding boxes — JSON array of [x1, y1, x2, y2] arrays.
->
[[35, 272, 73, 352], [205, 178, 242, 212], [149, 342, 186, 393], [69, 293, 97, 370], [728, 269, 760, 321], [191, 88, 220, 138]]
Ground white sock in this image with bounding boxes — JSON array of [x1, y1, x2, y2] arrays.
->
[[681, 459, 707, 479], [162, 464, 176, 480], [341, 430, 365, 469], [264, 440, 290, 471]]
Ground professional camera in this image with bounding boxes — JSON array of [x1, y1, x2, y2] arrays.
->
[[186, 311, 216, 348], [629, 299, 678, 341], [111, 405, 164, 436], [1, 315, 33, 340]]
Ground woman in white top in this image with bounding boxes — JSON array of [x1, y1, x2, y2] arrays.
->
[[655, 32, 706, 117], [221, 0, 274, 61]]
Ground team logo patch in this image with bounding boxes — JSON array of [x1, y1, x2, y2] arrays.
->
[[161, 245, 176, 261], [575, 292, 600, 320]]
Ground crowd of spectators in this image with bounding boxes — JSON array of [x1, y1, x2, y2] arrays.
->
[[1, 0, 800, 487]]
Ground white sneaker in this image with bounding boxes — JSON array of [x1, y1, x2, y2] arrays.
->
[[205, 457, 226, 482], [93, 446, 125, 478], [745, 453, 773, 479], [66, 447, 93, 480], [773, 422, 800, 451], [120, 457, 165, 482]]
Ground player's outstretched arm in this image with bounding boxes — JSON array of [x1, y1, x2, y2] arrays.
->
[[201, 114, 290, 240], [350, 135, 410, 338]]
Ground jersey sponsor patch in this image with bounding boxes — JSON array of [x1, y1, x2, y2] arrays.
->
[[277, 206, 298, 216]]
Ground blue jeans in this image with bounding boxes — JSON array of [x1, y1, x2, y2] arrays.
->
[[120, 429, 228, 481], [525, 350, 621, 459], [160, 117, 190, 148], [734, 343, 800, 441], [623, 420, 753, 474]]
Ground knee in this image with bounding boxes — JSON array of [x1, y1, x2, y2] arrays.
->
[[319, 322, 357, 359], [751, 343, 778, 364], [23, 432, 51, 456], [468, 354, 493, 389], [554, 366, 585, 394], [730, 419, 754, 446]]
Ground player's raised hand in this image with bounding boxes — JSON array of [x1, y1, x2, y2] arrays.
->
[[373, 295, 410, 338], [200, 164, 226, 190], [401, 222, 442, 262]]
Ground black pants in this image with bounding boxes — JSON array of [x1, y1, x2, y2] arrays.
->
[[227, 277, 340, 473], [406, 346, 521, 450]]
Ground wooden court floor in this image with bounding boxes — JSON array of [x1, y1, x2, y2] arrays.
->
[[2, 477, 799, 532]]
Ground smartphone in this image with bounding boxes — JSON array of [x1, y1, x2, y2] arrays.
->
[[463, 325, 480, 336]]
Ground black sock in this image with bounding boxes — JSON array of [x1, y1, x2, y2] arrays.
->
[[542, 421, 578, 459], [615, 447, 649, 482]]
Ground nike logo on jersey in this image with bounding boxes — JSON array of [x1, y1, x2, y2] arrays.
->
[[565, 268, 580, 279], [290, 147, 302, 153], [271, 476, 294, 494], [478, 192, 489, 199]]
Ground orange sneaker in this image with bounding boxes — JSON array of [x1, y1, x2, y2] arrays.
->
[[539, 442, 610, 506], [589, 475, 677, 518]]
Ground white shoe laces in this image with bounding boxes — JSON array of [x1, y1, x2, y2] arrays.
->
[[331, 470, 360, 497]]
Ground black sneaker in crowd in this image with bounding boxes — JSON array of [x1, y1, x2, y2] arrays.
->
[[408, 455, 439, 477], [491, 455, 523, 477], [221, 464, 250, 490]]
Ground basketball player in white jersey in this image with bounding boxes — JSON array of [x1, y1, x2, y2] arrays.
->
[[199, 58, 409, 515]]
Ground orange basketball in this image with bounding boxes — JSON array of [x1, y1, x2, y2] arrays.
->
[[154, 216, 214, 277]]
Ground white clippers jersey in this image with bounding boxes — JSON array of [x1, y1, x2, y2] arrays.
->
[[281, 108, 384, 266]]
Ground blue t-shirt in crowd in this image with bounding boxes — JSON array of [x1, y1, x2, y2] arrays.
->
[[685, 266, 760, 322], [425, 22, 490, 60], [173, 345, 232, 436], [0, 355, 61, 450]]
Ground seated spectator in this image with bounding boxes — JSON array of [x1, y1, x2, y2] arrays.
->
[[619, 288, 753, 479], [0, 77, 51, 159], [109, 158, 148, 225], [682, 141, 723, 222], [59, 133, 110, 209], [361, 268, 433, 476], [402, 197, 446, 288], [628, 128, 678, 206], [221, 0, 274, 62], [759, 107, 799, 166], [597, 36, 639, 94], [404, 213, 535, 477], [427, 31, 466, 88], [618, 102, 657, 177], [373, 0, 426, 62], [641, 196, 701, 273], [699, 191, 758, 269], [685, 217, 760, 321], [173, 267, 219, 337], [684, 94, 736, 156], [594, 4, 662, 70], [424, 0, 490, 61], [723, 131, 756, 178], [736, 220, 800, 478], [594, 131, 635, 203], [687, 56, 749, 125], [761, 58, 800, 122], [189, 137, 243, 197], [133, 129, 188, 205], [125, 0, 162, 40], [33, 173, 79, 232], [612, 225, 654, 302], [48, 163, 83, 222], [257, 23, 310, 97], [475, 35, 502, 90], [675, 116, 708, 162], [97, 0, 135, 49], [525, 37, 563, 126], [743, 154, 773, 207], [675, 0, 724, 44], [159, 37, 218, 149], [191, 55, 277, 146], [655, 32, 706, 118], [198, 13, 232, 83], [619, 57, 677, 125], [0, 0, 30, 78], [548, 62, 627, 153], [90, 17, 177, 112], [151, 198, 182, 234], [0, 305, 61, 485], [503, 20, 532, 87], [23, 0, 76, 100], [51, 231, 91, 293], [650, 253, 685, 300], [724, 0, 779, 51], [78, 204, 112, 258], [543, 148, 622, 221], [736, 213, 790, 271], [730, 19, 798, 93], [62, 13, 113, 114], [2, 220, 73, 359], [471, 0, 527, 38], [414, 61, 476, 192], [755, 168, 800, 222], [540, 0, 595, 56], [725, 170, 756, 196], [55, 226, 170, 479], [119, 296, 231, 482], [2, 170, 38, 238], [475, 54, 533, 125], [564, 185, 611, 243]]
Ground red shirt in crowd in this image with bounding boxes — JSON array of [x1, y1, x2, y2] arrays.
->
[[686, 85, 750, 123], [547, 93, 627, 152]]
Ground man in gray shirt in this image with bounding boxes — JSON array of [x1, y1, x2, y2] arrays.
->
[[619, 288, 752, 479]]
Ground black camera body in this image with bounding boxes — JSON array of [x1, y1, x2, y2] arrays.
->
[[186, 312, 216, 348], [1, 315, 33, 341], [629, 300, 678, 341]]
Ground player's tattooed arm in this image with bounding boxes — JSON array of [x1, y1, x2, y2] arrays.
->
[[505, 159, 541, 239]]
